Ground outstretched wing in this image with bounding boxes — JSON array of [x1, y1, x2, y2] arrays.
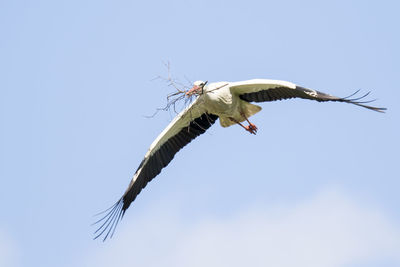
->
[[230, 79, 386, 112], [94, 98, 219, 241]]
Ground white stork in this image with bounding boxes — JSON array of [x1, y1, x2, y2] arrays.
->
[[94, 79, 385, 240]]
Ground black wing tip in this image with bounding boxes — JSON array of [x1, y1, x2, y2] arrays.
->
[[296, 86, 386, 113], [341, 90, 387, 113], [93, 198, 125, 242]]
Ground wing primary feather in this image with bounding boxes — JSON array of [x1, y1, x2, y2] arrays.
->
[[110, 204, 124, 239], [351, 99, 377, 104], [342, 89, 361, 100], [336, 90, 386, 112], [346, 91, 371, 102], [93, 198, 124, 241], [103, 201, 123, 241], [92, 200, 119, 217], [93, 199, 121, 229]]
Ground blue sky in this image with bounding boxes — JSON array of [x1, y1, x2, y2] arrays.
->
[[1, 0, 399, 266]]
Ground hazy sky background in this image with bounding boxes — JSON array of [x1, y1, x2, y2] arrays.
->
[[1, 1, 399, 267]]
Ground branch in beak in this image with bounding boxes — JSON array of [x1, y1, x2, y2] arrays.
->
[[185, 85, 199, 96], [186, 81, 208, 96]]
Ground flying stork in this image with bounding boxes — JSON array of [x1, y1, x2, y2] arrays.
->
[[94, 79, 385, 241]]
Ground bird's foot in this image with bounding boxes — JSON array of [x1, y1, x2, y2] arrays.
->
[[245, 123, 258, 135]]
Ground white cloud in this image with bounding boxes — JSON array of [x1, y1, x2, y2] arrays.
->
[[85, 188, 400, 267], [0, 230, 20, 267]]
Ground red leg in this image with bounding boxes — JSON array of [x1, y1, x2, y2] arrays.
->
[[241, 112, 258, 134], [229, 117, 258, 135], [244, 123, 258, 135]]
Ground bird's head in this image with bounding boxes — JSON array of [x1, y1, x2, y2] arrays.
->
[[186, 80, 208, 96]]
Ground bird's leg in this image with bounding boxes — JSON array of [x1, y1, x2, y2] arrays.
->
[[240, 112, 258, 134], [229, 118, 249, 132], [229, 117, 257, 135]]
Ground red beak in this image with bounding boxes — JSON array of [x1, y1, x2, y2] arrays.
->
[[186, 85, 199, 96]]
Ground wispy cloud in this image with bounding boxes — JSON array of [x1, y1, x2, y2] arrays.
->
[[85, 188, 400, 267], [0, 229, 19, 267]]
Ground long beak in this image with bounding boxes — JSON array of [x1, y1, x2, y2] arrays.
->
[[186, 81, 208, 96], [185, 86, 199, 96]]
